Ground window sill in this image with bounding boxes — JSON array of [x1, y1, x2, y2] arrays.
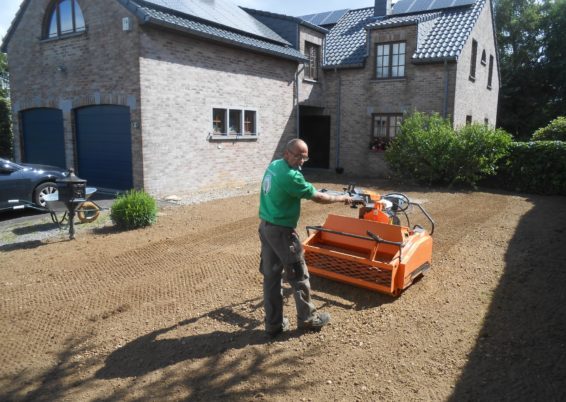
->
[[370, 77, 406, 83], [40, 30, 87, 44], [302, 78, 319, 84], [469, 75, 476, 82], [208, 133, 259, 142]]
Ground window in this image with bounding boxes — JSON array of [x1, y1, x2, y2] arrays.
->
[[370, 114, 403, 151], [466, 115, 472, 125], [376, 42, 405, 79], [46, 0, 86, 39], [481, 49, 487, 65], [212, 108, 257, 137], [469, 39, 478, 81], [304, 42, 320, 81], [487, 55, 494, 89]]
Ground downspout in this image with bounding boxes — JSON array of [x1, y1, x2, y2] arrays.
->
[[295, 65, 304, 139], [335, 68, 343, 173], [442, 59, 449, 118]]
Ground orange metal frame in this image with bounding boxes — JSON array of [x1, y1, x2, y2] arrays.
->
[[303, 213, 433, 296]]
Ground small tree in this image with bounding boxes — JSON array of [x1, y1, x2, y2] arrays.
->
[[0, 53, 12, 158]]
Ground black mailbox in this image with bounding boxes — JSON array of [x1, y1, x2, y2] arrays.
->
[[56, 169, 87, 240], [57, 169, 86, 202]]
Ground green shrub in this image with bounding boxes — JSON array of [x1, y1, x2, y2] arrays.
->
[[385, 112, 455, 185], [490, 141, 566, 195], [532, 116, 566, 141], [110, 190, 157, 230], [385, 112, 512, 187], [0, 97, 12, 158], [450, 124, 512, 185]]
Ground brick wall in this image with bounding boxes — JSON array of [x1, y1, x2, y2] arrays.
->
[[6, 0, 143, 186], [138, 27, 298, 196], [453, 2, 500, 127]]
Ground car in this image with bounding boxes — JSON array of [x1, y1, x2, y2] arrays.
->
[[0, 158, 68, 211]]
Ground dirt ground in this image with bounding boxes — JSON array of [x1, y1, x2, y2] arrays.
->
[[1, 174, 565, 401]]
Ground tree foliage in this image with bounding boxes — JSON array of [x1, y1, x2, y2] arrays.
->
[[495, 0, 566, 140]]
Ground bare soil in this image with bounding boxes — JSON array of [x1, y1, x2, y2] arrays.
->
[[1, 175, 565, 401]]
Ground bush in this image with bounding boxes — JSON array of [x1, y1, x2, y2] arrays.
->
[[110, 190, 157, 230], [490, 141, 566, 195], [532, 116, 566, 141], [385, 112, 512, 187], [385, 112, 455, 185]]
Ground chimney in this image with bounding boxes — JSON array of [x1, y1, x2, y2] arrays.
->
[[374, 0, 392, 17]]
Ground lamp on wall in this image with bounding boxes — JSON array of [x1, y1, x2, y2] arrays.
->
[[57, 65, 67, 73]]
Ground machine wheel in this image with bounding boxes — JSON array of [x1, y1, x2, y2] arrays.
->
[[34, 182, 57, 208], [77, 201, 100, 223]]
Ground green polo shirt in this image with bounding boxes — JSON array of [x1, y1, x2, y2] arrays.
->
[[259, 159, 316, 228]]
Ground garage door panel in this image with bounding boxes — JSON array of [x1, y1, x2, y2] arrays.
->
[[75, 105, 133, 190], [21, 108, 66, 168]]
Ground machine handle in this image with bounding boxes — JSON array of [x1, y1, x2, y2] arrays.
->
[[305, 226, 404, 248], [409, 202, 435, 235]]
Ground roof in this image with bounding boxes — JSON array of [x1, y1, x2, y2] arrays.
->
[[242, 7, 327, 50], [121, 0, 307, 61], [2, 0, 307, 62], [299, 9, 350, 27], [324, 0, 486, 68], [324, 7, 377, 69]]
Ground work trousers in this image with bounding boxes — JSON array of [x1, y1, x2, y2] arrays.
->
[[258, 220, 316, 332]]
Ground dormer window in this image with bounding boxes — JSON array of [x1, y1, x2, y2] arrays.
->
[[46, 0, 86, 39]]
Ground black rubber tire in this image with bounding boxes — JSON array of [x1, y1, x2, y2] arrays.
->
[[34, 182, 58, 208], [77, 201, 100, 223]]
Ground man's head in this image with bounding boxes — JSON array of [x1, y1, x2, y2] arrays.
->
[[284, 139, 309, 169]]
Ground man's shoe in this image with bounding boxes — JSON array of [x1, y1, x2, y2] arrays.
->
[[298, 312, 331, 331], [267, 317, 290, 337]]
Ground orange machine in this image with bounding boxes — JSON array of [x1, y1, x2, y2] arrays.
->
[[303, 185, 435, 296]]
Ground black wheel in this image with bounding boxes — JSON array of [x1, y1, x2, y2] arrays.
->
[[34, 182, 57, 208]]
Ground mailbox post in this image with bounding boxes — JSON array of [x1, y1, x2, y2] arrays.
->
[[56, 169, 87, 240]]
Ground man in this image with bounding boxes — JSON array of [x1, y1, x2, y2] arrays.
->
[[258, 138, 352, 337]]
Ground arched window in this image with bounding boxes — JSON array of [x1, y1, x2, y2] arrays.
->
[[46, 0, 85, 39]]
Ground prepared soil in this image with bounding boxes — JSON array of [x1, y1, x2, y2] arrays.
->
[[1, 175, 565, 401]]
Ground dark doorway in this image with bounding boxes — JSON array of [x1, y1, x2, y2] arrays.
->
[[21, 108, 66, 168], [299, 108, 330, 169]]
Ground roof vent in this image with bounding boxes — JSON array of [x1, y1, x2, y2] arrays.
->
[[375, 0, 392, 16]]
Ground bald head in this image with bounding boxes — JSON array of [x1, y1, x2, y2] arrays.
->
[[284, 138, 309, 169]]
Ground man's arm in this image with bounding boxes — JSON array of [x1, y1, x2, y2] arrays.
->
[[310, 191, 353, 205]]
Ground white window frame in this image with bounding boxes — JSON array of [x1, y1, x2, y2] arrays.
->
[[209, 107, 259, 141]]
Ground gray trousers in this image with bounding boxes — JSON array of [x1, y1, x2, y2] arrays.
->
[[258, 220, 316, 332]]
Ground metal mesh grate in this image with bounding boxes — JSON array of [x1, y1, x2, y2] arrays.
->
[[305, 251, 392, 287]]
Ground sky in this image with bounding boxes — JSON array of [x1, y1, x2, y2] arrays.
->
[[0, 0, 375, 42]]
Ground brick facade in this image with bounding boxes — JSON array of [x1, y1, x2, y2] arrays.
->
[[4, 0, 499, 193]]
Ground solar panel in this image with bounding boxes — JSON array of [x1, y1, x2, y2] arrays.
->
[[143, 0, 288, 44], [392, 0, 475, 15], [298, 9, 348, 26]]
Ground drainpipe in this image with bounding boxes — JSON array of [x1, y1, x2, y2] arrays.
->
[[295, 65, 305, 139], [335, 68, 343, 173], [443, 59, 449, 118]]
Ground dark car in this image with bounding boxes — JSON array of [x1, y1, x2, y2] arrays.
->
[[0, 158, 68, 211]]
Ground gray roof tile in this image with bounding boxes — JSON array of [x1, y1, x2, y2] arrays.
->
[[324, 7, 376, 68], [324, 0, 486, 68]]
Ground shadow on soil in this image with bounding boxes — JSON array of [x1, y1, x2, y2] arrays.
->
[[1, 299, 311, 401], [449, 194, 566, 401]]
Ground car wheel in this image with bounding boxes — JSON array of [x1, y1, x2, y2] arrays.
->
[[34, 182, 57, 208]]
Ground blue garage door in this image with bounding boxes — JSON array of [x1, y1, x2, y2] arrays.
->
[[21, 108, 66, 168], [75, 105, 133, 190]]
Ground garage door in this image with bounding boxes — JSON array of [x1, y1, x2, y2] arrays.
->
[[21, 108, 66, 168], [75, 105, 133, 190]]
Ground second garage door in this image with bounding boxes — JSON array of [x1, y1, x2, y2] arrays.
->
[[75, 105, 133, 190]]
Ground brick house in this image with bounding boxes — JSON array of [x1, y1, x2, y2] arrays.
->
[[1, 0, 499, 195]]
